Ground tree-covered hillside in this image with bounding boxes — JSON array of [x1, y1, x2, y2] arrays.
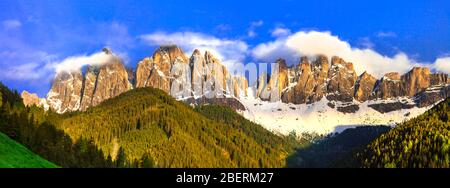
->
[[1, 82, 300, 168], [52, 88, 297, 167], [1, 82, 112, 168], [194, 105, 303, 154], [286, 126, 391, 168], [358, 97, 450, 168]]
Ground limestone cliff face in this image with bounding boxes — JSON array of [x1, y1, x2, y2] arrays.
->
[[43, 46, 447, 114], [400, 67, 430, 97], [261, 54, 448, 107], [309, 55, 329, 103], [372, 72, 402, 99], [46, 70, 83, 113], [281, 55, 329, 104], [256, 59, 288, 102], [232, 76, 248, 97], [21, 91, 41, 107], [354, 72, 377, 102], [79, 58, 132, 111], [190, 49, 206, 97], [371, 68, 431, 100], [46, 49, 132, 113], [45, 46, 249, 113], [135, 46, 188, 93], [203, 51, 228, 98], [326, 56, 357, 102], [256, 72, 269, 100], [430, 73, 449, 86], [281, 57, 314, 104], [136, 46, 249, 100]]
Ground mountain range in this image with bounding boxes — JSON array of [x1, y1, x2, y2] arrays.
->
[[21, 45, 449, 136]]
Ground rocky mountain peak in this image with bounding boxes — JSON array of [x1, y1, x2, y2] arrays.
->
[[46, 70, 83, 113], [102, 47, 112, 54], [266, 54, 448, 109], [21, 91, 41, 107], [136, 47, 248, 101], [300, 56, 310, 64], [45, 49, 132, 113], [192, 49, 202, 56], [157, 45, 188, 63], [430, 73, 449, 86], [354, 71, 377, 102], [326, 56, 357, 102], [383, 72, 401, 80], [372, 72, 402, 99], [400, 67, 430, 97], [79, 57, 132, 111]]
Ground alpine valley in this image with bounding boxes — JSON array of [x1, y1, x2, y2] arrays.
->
[[2, 45, 450, 168]]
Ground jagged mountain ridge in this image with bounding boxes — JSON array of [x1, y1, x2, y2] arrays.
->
[[256, 55, 449, 112], [243, 54, 449, 135], [22, 46, 449, 135], [41, 46, 247, 113], [45, 48, 133, 113]]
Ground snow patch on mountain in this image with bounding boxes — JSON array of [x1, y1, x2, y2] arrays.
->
[[238, 87, 430, 136]]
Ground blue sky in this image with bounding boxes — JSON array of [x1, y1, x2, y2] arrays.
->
[[1, 0, 449, 97]]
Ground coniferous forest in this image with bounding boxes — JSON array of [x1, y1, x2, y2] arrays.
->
[[1, 81, 450, 168], [358, 97, 450, 168], [0, 82, 303, 167]]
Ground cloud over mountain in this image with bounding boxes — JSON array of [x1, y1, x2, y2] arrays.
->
[[52, 51, 115, 73], [140, 31, 249, 70], [433, 57, 450, 74], [251, 30, 438, 77]]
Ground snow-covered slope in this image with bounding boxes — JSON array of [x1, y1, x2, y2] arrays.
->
[[237, 87, 432, 136]]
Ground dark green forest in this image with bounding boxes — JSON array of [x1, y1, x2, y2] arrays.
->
[[286, 126, 391, 168], [2, 81, 449, 168], [358, 97, 450, 168], [0, 82, 301, 168], [0, 82, 115, 167], [54, 88, 304, 167]]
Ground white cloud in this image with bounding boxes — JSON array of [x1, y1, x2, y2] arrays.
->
[[215, 24, 231, 32], [433, 57, 450, 74], [1, 62, 46, 81], [252, 30, 428, 77], [358, 37, 375, 49], [271, 27, 291, 37], [140, 31, 248, 69], [377, 31, 397, 38], [251, 20, 264, 27], [247, 30, 257, 38], [247, 20, 264, 38], [2, 19, 22, 29], [51, 51, 115, 73]]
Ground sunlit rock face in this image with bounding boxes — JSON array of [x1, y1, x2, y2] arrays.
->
[[79, 58, 132, 111], [46, 49, 132, 113], [46, 70, 84, 113], [354, 72, 377, 102]]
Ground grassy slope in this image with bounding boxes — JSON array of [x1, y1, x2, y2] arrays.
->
[[0, 132, 58, 168]]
